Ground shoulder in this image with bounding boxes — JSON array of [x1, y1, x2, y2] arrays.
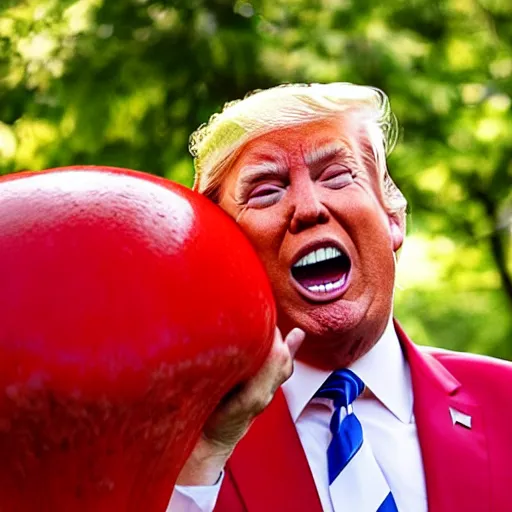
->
[[421, 345, 512, 372], [419, 345, 512, 391]]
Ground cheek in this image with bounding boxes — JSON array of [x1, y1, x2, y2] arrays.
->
[[352, 199, 396, 294], [330, 189, 395, 293], [237, 209, 287, 275], [338, 188, 393, 251]]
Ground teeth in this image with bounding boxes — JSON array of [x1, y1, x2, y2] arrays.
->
[[306, 275, 347, 293], [294, 246, 342, 268]]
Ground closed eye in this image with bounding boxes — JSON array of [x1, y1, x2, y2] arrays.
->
[[319, 164, 354, 189], [247, 183, 285, 207]]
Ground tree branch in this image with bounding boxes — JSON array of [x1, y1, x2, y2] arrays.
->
[[470, 181, 512, 308]]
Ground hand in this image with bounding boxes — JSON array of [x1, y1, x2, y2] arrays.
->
[[176, 327, 305, 486]]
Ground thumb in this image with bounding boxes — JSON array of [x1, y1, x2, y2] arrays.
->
[[284, 328, 306, 359]]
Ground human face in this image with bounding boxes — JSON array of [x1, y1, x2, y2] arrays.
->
[[218, 117, 404, 369]]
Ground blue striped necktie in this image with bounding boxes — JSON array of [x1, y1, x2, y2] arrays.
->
[[315, 369, 398, 512]]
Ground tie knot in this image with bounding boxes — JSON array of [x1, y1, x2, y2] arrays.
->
[[315, 369, 364, 409]]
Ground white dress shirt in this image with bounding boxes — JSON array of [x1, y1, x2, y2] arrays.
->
[[169, 318, 427, 511]]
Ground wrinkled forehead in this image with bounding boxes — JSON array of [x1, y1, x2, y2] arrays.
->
[[227, 114, 377, 178]]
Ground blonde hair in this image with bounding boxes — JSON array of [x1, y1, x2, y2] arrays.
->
[[189, 82, 406, 218]]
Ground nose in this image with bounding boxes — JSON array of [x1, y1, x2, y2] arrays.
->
[[288, 180, 329, 234]]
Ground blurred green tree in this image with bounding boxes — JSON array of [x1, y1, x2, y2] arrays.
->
[[0, 0, 510, 357]]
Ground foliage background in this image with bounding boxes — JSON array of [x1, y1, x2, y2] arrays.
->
[[1, 0, 511, 358]]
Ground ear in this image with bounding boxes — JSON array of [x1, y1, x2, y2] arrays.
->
[[388, 213, 405, 252]]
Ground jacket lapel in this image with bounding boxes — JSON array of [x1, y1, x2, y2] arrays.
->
[[227, 388, 323, 512], [397, 322, 491, 512]]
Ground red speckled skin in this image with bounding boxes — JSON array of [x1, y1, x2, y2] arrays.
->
[[0, 167, 276, 512]]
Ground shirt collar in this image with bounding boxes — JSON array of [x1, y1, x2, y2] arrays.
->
[[281, 316, 413, 424]]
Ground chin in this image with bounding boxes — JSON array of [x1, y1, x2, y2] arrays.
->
[[280, 298, 391, 368], [299, 296, 371, 331]]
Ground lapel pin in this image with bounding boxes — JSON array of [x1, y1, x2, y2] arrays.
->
[[449, 407, 472, 429]]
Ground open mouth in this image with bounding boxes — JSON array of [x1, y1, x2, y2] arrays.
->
[[291, 244, 351, 298]]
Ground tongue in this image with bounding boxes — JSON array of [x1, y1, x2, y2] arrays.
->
[[292, 259, 347, 288]]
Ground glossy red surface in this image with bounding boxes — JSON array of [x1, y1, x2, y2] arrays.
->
[[0, 166, 275, 511]]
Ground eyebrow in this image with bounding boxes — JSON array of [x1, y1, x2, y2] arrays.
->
[[304, 141, 355, 167], [235, 158, 288, 198]]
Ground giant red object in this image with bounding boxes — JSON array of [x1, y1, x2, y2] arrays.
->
[[0, 167, 275, 511]]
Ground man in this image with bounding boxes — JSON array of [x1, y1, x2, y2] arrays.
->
[[169, 83, 512, 511]]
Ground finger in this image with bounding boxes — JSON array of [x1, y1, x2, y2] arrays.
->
[[284, 327, 306, 359], [273, 326, 284, 344]]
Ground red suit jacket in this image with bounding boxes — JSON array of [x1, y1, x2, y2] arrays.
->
[[214, 322, 512, 511]]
